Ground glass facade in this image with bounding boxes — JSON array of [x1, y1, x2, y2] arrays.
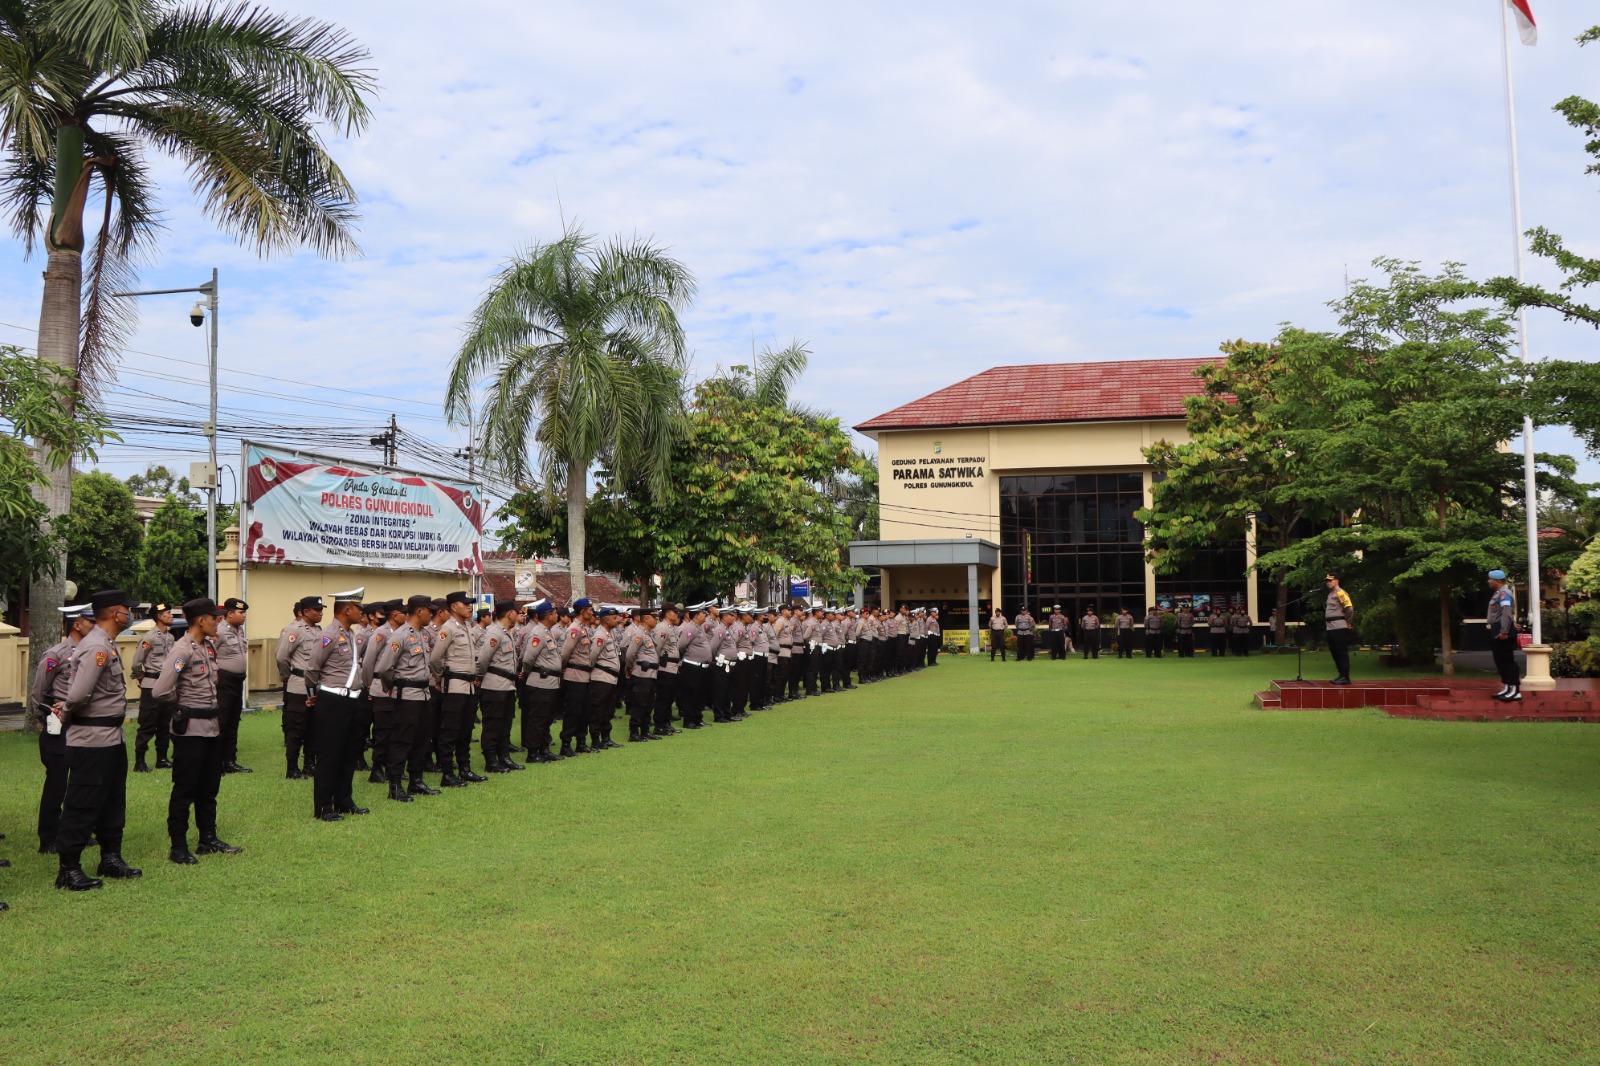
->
[[999, 473, 1147, 618]]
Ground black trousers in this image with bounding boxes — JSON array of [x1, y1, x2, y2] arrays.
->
[[731, 658, 750, 712], [855, 645, 871, 680], [217, 670, 245, 764], [791, 652, 809, 697], [713, 662, 735, 717], [1116, 631, 1133, 658], [522, 686, 560, 751], [310, 692, 362, 816], [654, 672, 678, 730], [479, 688, 516, 758], [283, 689, 311, 768], [1327, 629, 1353, 680], [135, 687, 171, 760], [57, 743, 127, 865], [819, 649, 837, 692], [168, 732, 224, 844], [1209, 631, 1225, 656], [1018, 633, 1035, 660], [38, 731, 68, 849], [385, 696, 428, 779], [752, 658, 770, 707], [589, 681, 621, 738], [1490, 638, 1519, 687], [990, 630, 1007, 661], [1083, 633, 1100, 659], [681, 664, 708, 724], [1144, 632, 1162, 658], [627, 676, 654, 731], [1049, 630, 1066, 659], [372, 696, 397, 776], [438, 691, 478, 770], [1177, 633, 1195, 657], [1232, 632, 1250, 656]]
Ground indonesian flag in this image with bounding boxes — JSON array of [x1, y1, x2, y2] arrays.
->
[[1508, 0, 1537, 45]]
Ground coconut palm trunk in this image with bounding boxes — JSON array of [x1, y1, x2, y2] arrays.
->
[[567, 461, 589, 600]]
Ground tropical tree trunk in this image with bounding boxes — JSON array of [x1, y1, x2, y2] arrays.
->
[[1439, 575, 1455, 676], [566, 461, 588, 600], [26, 125, 93, 700], [1275, 569, 1290, 646]]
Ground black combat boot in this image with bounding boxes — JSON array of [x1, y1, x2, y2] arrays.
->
[[388, 778, 414, 802], [368, 765, 386, 784], [354, 752, 369, 771], [196, 836, 242, 854], [502, 749, 526, 770], [134, 749, 151, 773], [558, 738, 574, 757], [438, 767, 466, 788], [155, 750, 173, 770], [458, 759, 487, 784], [97, 853, 142, 879], [169, 843, 200, 865], [55, 866, 103, 891], [485, 753, 510, 773], [408, 775, 440, 796]]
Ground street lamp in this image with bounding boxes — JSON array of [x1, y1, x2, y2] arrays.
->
[[111, 268, 220, 600]]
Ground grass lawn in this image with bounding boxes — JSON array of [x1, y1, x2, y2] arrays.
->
[[1, 651, 1597, 1064]]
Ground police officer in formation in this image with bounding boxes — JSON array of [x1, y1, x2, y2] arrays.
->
[[131, 601, 175, 772], [214, 598, 252, 773], [303, 589, 372, 820], [1143, 607, 1164, 658], [29, 604, 94, 854], [275, 596, 322, 779], [1014, 606, 1037, 660]]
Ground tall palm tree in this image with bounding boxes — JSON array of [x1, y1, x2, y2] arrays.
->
[[447, 227, 695, 599], [1, 0, 374, 673]]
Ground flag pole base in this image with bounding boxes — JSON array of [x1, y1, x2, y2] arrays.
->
[[1522, 644, 1556, 691]]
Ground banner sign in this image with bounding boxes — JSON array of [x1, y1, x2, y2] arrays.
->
[[242, 442, 483, 574]]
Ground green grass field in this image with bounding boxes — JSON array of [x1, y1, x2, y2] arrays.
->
[[1, 651, 1597, 1065]]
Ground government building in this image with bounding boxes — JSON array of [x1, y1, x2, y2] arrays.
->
[[850, 358, 1267, 651]]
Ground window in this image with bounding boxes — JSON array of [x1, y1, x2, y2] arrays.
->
[[1000, 473, 1147, 619]]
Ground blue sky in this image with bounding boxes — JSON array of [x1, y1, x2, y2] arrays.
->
[[2, 0, 1598, 501]]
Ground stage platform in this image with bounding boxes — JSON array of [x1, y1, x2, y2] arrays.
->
[[1254, 677, 1600, 723]]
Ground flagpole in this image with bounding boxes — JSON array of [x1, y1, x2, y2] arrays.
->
[[1500, 0, 1542, 645]]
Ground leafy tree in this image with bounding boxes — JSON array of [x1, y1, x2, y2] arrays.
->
[[136, 494, 205, 604], [125, 464, 197, 504], [1139, 339, 1328, 646], [64, 470, 142, 595], [0, 345, 113, 617], [0, 0, 375, 681], [1253, 261, 1540, 672], [447, 226, 695, 600]]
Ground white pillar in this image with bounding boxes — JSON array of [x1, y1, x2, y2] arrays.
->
[[967, 562, 981, 655]]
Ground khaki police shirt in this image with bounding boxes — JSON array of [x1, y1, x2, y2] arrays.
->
[[305, 619, 362, 693], [477, 621, 519, 692], [276, 619, 320, 695], [29, 636, 75, 730], [130, 626, 175, 690], [64, 627, 129, 748], [429, 616, 482, 695], [591, 624, 623, 686], [521, 621, 563, 690], [375, 622, 432, 702], [214, 618, 248, 675], [153, 632, 221, 737], [624, 625, 659, 679], [655, 618, 681, 674]]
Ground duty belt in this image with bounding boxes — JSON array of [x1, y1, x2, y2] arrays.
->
[[442, 669, 477, 683], [527, 666, 561, 680], [74, 714, 127, 728], [178, 705, 220, 719], [391, 678, 429, 691], [143, 670, 162, 679], [319, 685, 361, 698], [486, 666, 519, 683], [290, 667, 306, 677], [219, 668, 246, 680], [592, 664, 621, 680]]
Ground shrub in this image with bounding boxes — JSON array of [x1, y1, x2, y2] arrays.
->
[[1548, 640, 1600, 678]]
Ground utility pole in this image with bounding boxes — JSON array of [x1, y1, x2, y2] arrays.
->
[[370, 414, 398, 466]]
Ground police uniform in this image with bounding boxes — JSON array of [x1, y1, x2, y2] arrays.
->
[[1176, 608, 1196, 657], [275, 599, 323, 777], [1076, 610, 1098, 659], [1143, 610, 1163, 658], [559, 601, 598, 755], [1486, 574, 1519, 699], [1325, 583, 1354, 682], [30, 605, 90, 854], [679, 608, 715, 726], [623, 611, 660, 742], [476, 605, 524, 772], [989, 610, 1008, 661], [1229, 609, 1252, 657], [303, 592, 370, 820], [653, 605, 683, 734], [926, 610, 942, 667], [588, 608, 626, 746], [131, 606, 176, 770], [155, 598, 242, 863], [1048, 607, 1068, 660], [519, 603, 565, 759], [55, 590, 143, 891], [361, 602, 400, 784], [429, 591, 486, 784], [1015, 609, 1036, 661], [751, 610, 772, 708], [373, 596, 441, 797], [213, 599, 250, 773]]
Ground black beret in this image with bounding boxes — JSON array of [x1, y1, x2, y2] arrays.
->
[[222, 597, 249, 611], [406, 594, 436, 613], [90, 590, 138, 614], [182, 597, 225, 619], [446, 590, 472, 606]]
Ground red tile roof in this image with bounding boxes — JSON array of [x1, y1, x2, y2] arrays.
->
[[481, 568, 640, 607], [854, 357, 1215, 434]]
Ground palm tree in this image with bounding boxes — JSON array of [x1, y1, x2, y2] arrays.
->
[[1, 0, 374, 673], [447, 227, 695, 600], [725, 340, 825, 422]]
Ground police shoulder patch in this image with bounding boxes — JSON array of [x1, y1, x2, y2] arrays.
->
[[287, 633, 297, 643], [322, 636, 333, 647], [44, 657, 58, 671], [173, 658, 185, 672], [489, 637, 499, 648], [390, 641, 401, 652], [530, 636, 540, 647], [94, 651, 108, 668]]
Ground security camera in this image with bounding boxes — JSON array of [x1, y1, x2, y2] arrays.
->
[[189, 301, 206, 327]]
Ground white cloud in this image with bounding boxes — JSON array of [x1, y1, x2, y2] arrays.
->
[[2, 0, 1598, 490]]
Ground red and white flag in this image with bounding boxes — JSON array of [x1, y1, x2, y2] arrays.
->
[[1508, 0, 1537, 45]]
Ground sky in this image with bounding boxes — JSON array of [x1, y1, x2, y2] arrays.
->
[[2, 0, 1599, 509]]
